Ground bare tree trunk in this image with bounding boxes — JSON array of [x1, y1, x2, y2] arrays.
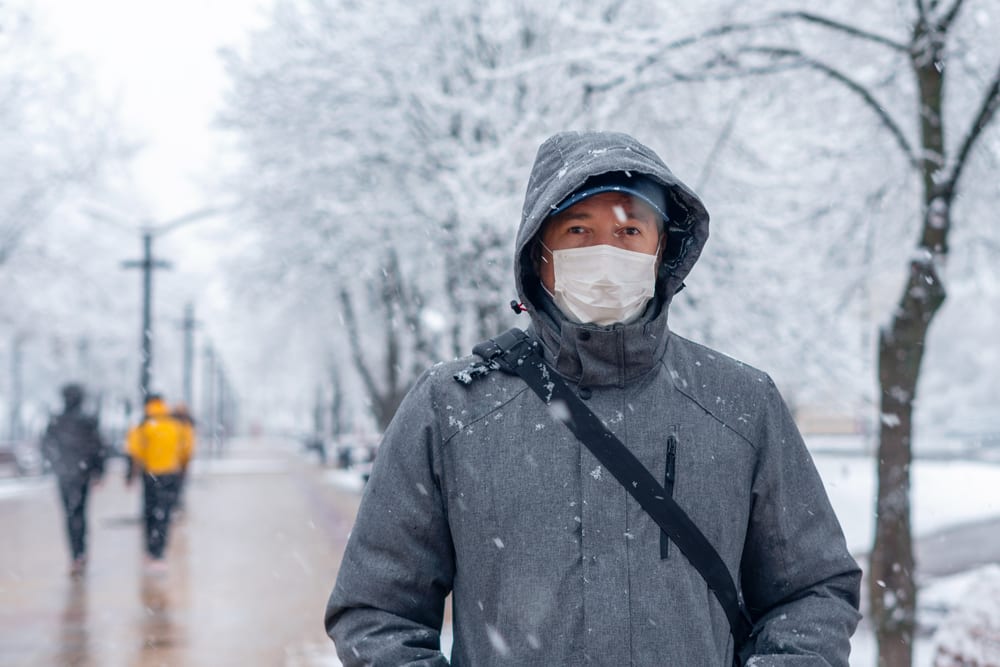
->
[[439, 214, 465, 359], [329, 364, 344, 437], [339, 288, 397, 432], [339, 249, 436, 432], [312, 383, 325, 438], [870, 15, 951, 663], [666, 6, 999, 664], [871, 256, 945, 666]]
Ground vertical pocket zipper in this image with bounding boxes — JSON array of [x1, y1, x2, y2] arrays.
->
[[660, 435, 677, 559]]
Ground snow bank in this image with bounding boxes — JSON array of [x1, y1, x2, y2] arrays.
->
[[0, 476, 49, 500], [814, 453, 1000, 554], [929, 564, 1000, 666]]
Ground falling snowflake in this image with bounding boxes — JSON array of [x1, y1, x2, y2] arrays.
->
[[485, 624, 511, 656]]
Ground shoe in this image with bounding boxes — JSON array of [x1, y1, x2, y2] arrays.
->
[[70, 556, 86, 577]]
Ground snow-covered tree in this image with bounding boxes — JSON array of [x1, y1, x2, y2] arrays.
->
[[0, 3, 130, 441], [219, 0, 725, 428], [220, 0, 998, 529], [575, 2, 1000, 664], [931, 565, 1000, 667]]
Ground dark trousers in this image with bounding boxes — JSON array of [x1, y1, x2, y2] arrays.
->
[[57, 476, 90, 560], [142, 473, 181, 559]]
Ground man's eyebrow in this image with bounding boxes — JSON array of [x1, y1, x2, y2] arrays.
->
[[554, 211, 593, 222], [615, 211, 659, 224]]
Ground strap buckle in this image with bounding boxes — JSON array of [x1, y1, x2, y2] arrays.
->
[[472, 328, 536, 375]]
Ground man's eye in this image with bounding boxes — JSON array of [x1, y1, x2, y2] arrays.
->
[[568, 226, 587, 234]]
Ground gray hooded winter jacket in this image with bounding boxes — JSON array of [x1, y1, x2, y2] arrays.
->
[[326, 131, 861, 666]]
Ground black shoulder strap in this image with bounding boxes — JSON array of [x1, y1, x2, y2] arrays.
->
[[476, 328, 753, 650]]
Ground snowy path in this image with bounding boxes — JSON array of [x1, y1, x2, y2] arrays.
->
[[0, 437, 355, 667]]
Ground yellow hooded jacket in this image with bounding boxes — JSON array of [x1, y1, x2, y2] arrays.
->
[[126, 398, 193, 475]]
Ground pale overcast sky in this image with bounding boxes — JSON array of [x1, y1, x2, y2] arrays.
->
[[32, 0, 267, 222], [24, 0, 274, 394]]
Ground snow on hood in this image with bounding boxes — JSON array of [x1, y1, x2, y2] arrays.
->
[[514, 130, 709, 314]]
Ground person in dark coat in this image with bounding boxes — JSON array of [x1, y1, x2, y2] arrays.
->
[[41, 383, 107, 576], [325, 131, 861, 666]]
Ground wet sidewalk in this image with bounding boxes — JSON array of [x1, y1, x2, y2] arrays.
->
[[0, 437, 361, 667]]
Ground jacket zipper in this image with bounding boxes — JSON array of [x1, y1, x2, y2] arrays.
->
[[661, 435, 677, 559]]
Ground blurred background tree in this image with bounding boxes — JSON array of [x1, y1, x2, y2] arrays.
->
[[1, 2, 133, 443], [220, 3, 999, 665]]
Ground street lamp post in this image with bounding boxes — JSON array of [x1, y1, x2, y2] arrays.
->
[[99, 206, 220, 405], [121, 232, 171, 400], [181, 302, 198, 408]]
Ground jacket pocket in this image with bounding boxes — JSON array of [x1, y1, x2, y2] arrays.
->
[[660, 434, 677, 559]]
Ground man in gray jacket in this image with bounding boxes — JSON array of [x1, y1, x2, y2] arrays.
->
[[326, 131, 861, 666], [41, 383, 107, 576]]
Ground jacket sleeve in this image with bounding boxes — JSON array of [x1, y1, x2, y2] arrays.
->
[[125, 425, 147, 479], [325, 371, 454, 666], [740, 377, 862, 666]]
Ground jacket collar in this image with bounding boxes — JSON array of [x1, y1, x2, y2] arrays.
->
[[527, 291, 670, 388]]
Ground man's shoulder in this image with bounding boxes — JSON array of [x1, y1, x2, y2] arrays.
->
[[397, 355, 531, 439], [665, 333, 779, 445], [419, 355, 529, 400], [666, 333, 771, 387]]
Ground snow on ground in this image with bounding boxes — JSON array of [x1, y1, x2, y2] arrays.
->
[[806, 435, 1000, 666], [850, 565, 1000, 667], [926, 564, 1000, 665], [0, 475, 49, 500], [324, 468, 366, 494], [813, 451, 1000, 553], [189, 457, 290, 475]]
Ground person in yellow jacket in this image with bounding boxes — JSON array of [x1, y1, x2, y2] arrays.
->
[[125, 394, 193, 571]]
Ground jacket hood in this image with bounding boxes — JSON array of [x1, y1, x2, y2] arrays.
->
[[515, 131, 709, 321]]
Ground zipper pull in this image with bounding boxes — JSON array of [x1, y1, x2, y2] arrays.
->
[[661, 435, 678, 559], [665, 436, 677, 486]]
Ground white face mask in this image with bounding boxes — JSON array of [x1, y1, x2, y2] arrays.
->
[[547, 244, 658, 326]]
